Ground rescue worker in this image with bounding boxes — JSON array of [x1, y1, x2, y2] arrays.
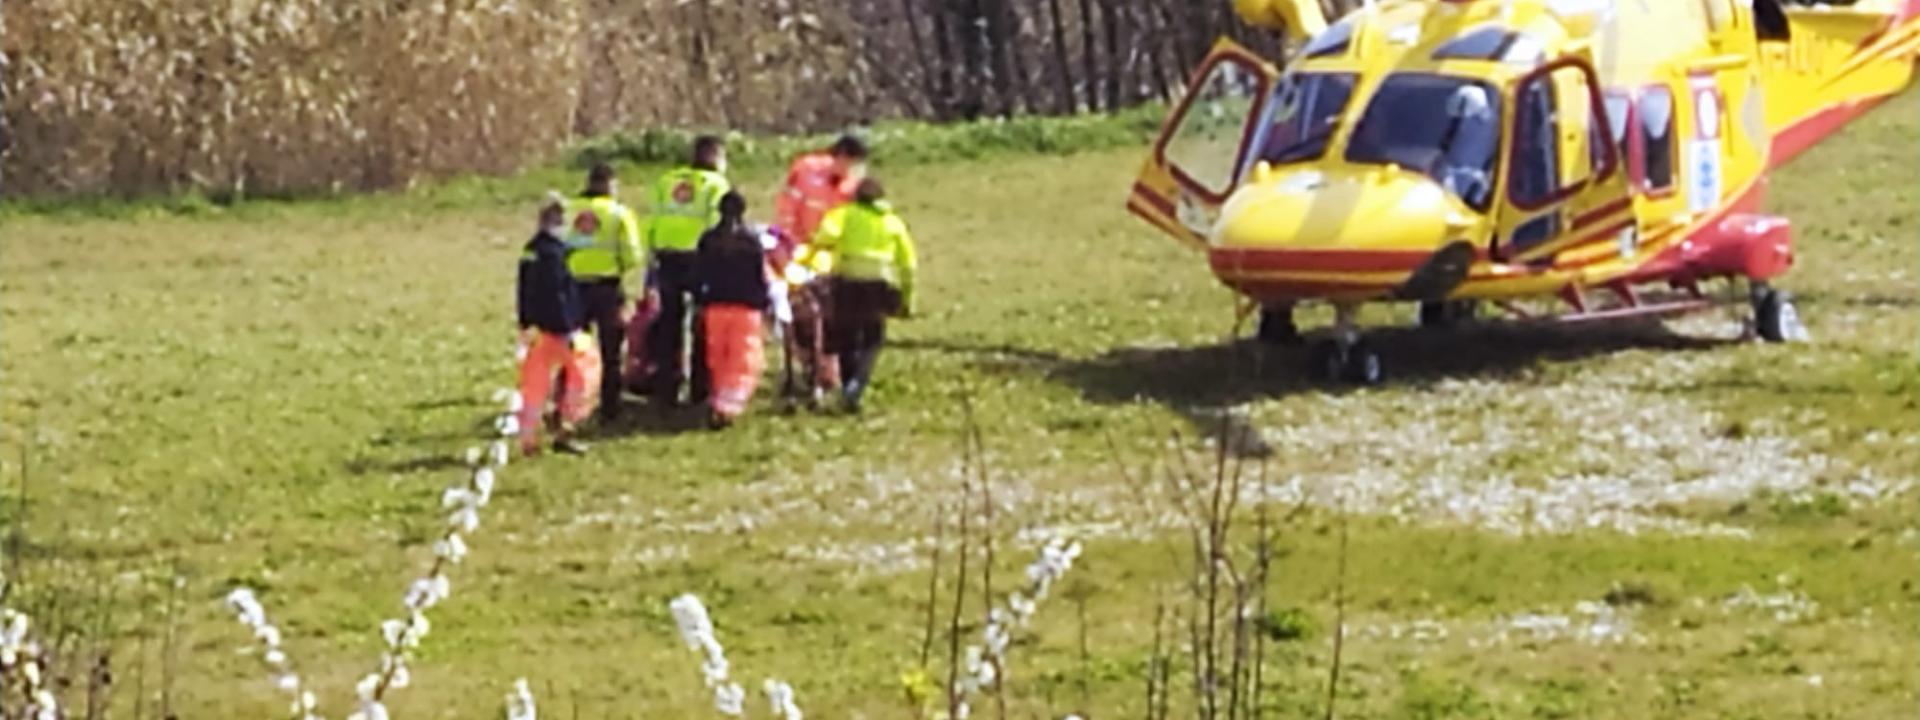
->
[[517, 194, 599, 455], [693, 192, 772, 429], [806, 178, 918, 414], [565, 163, 644, 422], [644, 135, 731, 407], [770, 135, 868, 408], [772, 134, 868, 266]]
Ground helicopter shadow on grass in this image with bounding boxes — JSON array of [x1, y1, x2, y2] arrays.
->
[[911, 318, 1738, 457]]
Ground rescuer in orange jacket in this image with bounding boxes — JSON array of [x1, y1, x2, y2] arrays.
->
[[770, 134, 868, 409], [772, 135, 869, 265]]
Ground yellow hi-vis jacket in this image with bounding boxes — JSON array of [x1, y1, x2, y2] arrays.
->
[[806, 200, 919, 312], [565, 193, 644, 285], [643, 166, 731, 254]]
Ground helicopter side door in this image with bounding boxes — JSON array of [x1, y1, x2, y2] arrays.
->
[[1128, 40, 1279, 248], [1493, 57, 1636, 265]]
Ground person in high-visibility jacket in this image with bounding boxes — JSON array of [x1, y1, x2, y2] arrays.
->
[[643, 135, 731, 407], [807, 178, 918, 414], [564, 162, 644, 422], [772, 134, 868, 267], [518, 194, 600, 455], [771, 135, 868, 410]]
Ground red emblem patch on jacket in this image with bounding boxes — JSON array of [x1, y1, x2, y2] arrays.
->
[[573, 211, 601, 235]]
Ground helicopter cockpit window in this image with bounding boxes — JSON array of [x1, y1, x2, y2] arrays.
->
[[1256, 73, 1357, 166], [1160, 59, 1266, 198], [1433, 27, 1547, 65], [1509, 63, 1612, 207], [1639, 87, 1675, 191], [1344, 74, 1502, 210], [1432, 27, 1512, 60], [1510, 71, 1562, 207], [1302, 19, 1355, 58]]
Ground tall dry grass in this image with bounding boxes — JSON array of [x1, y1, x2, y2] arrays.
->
[[1, 0, 1351, 199], [4, 0, 582, 198]]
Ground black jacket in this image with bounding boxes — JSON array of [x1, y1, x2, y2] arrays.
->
[[518, 230, 585, 334], [694, 223, 771, 311]]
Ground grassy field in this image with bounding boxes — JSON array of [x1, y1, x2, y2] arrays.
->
[[1, 91, 1915, 719]]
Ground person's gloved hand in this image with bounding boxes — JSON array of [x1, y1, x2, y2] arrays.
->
[[570, 331, 594, 353]]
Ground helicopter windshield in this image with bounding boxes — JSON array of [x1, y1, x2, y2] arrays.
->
[[1345, 74, 1502, 210], [1256, 73, 1357, 166]]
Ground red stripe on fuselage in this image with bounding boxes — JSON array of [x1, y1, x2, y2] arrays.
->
[[1571, 197, 1631, 230]]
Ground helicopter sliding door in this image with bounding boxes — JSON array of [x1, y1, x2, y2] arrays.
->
[[1127, 40, 1278, 248], [1493, 57, 1636, 266]]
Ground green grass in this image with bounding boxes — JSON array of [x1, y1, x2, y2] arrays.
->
[[0, 91, 1915, 719]]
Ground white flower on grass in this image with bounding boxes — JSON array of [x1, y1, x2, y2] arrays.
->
[[670, 594, 717, 652], [381, 619, 407, 647], [670, 593, 761, 716], [952, 536, 1084, 708], [221, 586, 316, 717], [1008, 592, 1036, 620], [407, 612, 432, 643], [444, 487, 479, 510], [403, 575, 451, 611], [434, 533, 470, 564], [714, 682, 746, 716], [702, 652, 731, 687], [473, 467, 497, 505], [449, 506, 481, 533], [764, 679, 802, 720], [347, 699, 390, 720], [225, 589, 267, 628], [336, 340, 522, 717], [506, 678, 538, 720], [29, 690, 58, 720]]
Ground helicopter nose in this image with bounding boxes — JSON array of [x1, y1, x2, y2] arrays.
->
[[1207, 167, 1483, 298]]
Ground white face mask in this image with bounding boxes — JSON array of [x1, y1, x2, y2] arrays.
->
[[714, 157, 729, 174], [543, 222, 566, 236]]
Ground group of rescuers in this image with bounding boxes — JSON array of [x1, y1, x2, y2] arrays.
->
[[513, 134, 918, 455]]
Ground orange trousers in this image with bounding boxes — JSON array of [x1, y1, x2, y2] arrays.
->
[[702, 304, 766, 419], [517, 331, 601, 451]]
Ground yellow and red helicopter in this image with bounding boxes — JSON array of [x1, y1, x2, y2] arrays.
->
[[1127, 0, 1920, 383]]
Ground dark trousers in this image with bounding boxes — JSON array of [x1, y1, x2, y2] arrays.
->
[[647, 251, 708, 403], [580, 280, 627, 415], [829, 278, 900, 398]]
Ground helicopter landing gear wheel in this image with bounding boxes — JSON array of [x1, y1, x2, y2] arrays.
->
[[1306, 302, 1383, 386], [1306, 339, 1383, 385], [1751, 283, 1807, 343], [1418, 300, 1478, 329]]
